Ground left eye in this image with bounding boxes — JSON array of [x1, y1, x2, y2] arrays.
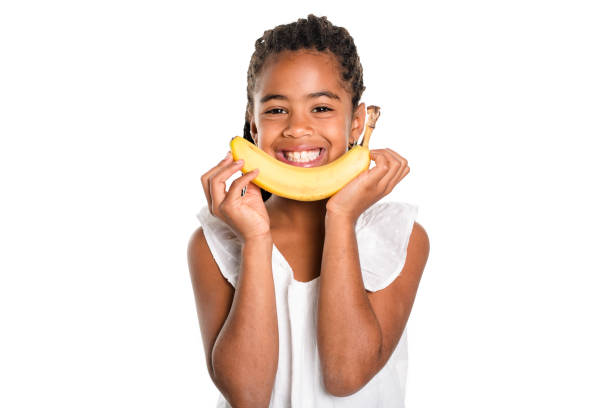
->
[[313, 106, 332, 113]]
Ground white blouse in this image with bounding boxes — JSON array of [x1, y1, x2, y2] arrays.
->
[[196, 200, 419, 407]]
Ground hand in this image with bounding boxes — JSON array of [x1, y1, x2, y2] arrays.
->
[[201, 152, 271, 243], [325, 148, 410, 224]]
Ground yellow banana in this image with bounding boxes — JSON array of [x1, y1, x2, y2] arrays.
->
[[230, 105, 381, 201]]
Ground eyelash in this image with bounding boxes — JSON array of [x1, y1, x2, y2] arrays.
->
[[265, 106, 333, 114]]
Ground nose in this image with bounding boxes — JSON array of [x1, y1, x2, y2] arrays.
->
[[282, 111, 313, 138]]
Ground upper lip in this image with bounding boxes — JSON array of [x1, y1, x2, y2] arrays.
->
[[278, 144, 324, 152]]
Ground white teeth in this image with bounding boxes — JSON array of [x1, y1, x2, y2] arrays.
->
[[285, 149, 321, 163]]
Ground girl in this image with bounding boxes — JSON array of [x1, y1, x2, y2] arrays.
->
[[188, 14, 429, 407]]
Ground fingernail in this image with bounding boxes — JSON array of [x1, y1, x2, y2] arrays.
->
[[225, 152, 231, 159]]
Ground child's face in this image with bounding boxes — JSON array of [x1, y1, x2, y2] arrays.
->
[[250, 49, 365, 167]]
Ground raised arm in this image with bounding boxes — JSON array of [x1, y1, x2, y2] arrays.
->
[[317, 215, 383, 396], [187, 228, 278, 407], [317, 214, 429, 397]]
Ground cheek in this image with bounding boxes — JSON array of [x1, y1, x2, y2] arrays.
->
[[255, 121, 284, 149], [323, 116, 350, 135]]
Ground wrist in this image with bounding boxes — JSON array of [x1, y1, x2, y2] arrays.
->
[[325, 209, 357, 229], [242, 231, 273, 245]]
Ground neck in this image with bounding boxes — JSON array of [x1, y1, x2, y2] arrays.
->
[[265, 195, 329, 234]]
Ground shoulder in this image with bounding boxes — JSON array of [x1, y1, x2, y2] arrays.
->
[[410, 221, 430, 260], [399, 220, 430, 291], [187, 227, 232, 291], [356, 201, 423, 292], [369, 218, 428, 303], [356, 201, 418, 230], [194, 206, 243, 287], [187, 227, 208, 267]]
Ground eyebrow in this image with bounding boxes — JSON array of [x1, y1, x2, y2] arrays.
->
[[259, 90, 341, 104]]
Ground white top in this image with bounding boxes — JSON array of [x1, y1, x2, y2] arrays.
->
[[196, 200, 419, 408]]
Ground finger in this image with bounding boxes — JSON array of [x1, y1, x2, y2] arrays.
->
[[226, 168, 260, 202], [383, 148, 409, 191], [384, 148, 408, 174], [381, 153, 402, 193], [209, 158, 244, 216], [368, 150, 391, 179], [396, 161, 410, 183], [369, 150, 397, 190], [201, 152, 233, 210], [372, 149, 403, 194], [384, 148, 410, 178]]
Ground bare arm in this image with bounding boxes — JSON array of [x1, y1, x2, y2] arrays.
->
[[212, 234, 279, 407], [317, 216, 430, 397], [188, 229, 278, 407], [317, 215, 383, 396]]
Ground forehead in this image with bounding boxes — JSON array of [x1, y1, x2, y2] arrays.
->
[[255, 49, 350, 99]]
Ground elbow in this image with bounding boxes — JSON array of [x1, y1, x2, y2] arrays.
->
[[322, 345, 383, 396], [324, 381, 359, 398], [323, 368, 368, 397], [322, 347, 382, 397], [213, 375, 273, 408], [211, 356, 275, 407]]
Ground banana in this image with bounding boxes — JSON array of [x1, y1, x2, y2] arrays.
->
[[230, 137, 370, 201], [230, 105, 381, 201]]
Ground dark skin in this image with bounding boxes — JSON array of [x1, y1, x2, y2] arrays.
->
[[249, 49, 349, 279], [188, 49, 430, 403], [250, 49, 415, 282]]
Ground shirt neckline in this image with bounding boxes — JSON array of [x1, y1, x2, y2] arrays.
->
[[271, 243, 320, 286], [266, 202, 392, 287]]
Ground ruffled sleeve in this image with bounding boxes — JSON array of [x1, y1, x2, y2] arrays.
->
[[195, 205, 242, 287], [355, 201, 419, 292]]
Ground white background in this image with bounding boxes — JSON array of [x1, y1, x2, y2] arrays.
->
[[1, 0, 611, 407]]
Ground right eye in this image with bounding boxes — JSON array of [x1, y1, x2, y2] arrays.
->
[[265, 108, 286, 114]]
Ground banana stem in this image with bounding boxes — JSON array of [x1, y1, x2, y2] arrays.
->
[[361, 127, 373, 149], [360, 105, 381, 148]]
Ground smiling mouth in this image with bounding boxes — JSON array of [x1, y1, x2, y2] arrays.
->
[[276, 148, 325, 167]]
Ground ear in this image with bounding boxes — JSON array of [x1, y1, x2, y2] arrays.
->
[[349, 102, 366, 145], [249, 117, 259, 145]]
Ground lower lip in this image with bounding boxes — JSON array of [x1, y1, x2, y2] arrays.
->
[[276, 148, 326, 167]]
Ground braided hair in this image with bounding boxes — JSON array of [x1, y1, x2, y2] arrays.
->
[[243, 14, 366, 202]]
